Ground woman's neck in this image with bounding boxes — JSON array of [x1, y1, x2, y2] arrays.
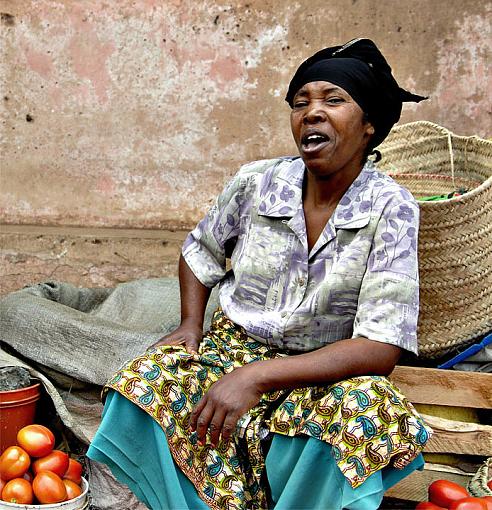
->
[[302, 163, 364, 209]]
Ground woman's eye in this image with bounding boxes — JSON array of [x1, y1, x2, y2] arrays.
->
[[326, 97, 344, 104], [293, 101, 308, 108]]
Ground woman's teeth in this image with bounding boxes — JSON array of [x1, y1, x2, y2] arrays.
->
[[302, 133, 329, 150], [306, 135, 325, 143]]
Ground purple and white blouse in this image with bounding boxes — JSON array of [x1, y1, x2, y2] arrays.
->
[[182, 157, 420, 354]]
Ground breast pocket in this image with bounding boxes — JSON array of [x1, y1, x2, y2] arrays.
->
[[233, 220, 295, 308], [332, 224, 373, 277]]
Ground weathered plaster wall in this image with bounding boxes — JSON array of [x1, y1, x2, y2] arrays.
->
[[1, 225, 185, 294], [1, 0, 491, 230]]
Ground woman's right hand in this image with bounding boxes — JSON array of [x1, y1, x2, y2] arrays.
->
[[151, 319, 204, 353]]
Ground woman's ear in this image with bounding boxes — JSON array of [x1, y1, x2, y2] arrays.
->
[[362, 113, 375, 137]]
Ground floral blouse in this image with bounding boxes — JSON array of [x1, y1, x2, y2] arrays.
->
[[182, 157, 420, 354]]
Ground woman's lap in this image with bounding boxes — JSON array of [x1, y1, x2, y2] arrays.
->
[[101, 312, 425, 509], [90, 312, 429, 508], [87, 391, 424, 510]]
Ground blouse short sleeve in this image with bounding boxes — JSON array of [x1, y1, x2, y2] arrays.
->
[[352, 197, 420, 354], [181, 159, 279, 288], [182, 171, 247, 288]]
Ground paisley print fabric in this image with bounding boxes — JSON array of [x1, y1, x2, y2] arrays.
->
[[105, 311, 431, 510], [183, 157, 420, 354]]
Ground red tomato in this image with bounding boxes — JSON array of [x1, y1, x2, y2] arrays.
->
[[0, 478, 4, 494], [32, 449, 69, 477], [416, 503, 446, 509], [1, 477, 34, 504], [63, 479, 82, 500], [488, 480, 492, 490], [32, 471, 67, 504], [0, 446, 31, 481], [63, 458, 83, 485], [448, 497, 488, 510], [482, 497, 492, 510], [429, 480, 469, 507], [17, 424, 55, 458]]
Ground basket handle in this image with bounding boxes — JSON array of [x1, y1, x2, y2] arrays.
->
[[447, 131, 456, 189]]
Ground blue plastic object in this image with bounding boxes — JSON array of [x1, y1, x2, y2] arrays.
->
[[437, 332, 492, 369]]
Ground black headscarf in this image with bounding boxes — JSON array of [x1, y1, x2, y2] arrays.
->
[[285, 38, 427, 149]]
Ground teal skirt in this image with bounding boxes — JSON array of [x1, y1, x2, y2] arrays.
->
[[87, 391, 423, 509]]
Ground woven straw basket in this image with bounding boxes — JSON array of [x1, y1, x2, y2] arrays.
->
[[378, 121, 492, 359], [467, 457, 492, 497]]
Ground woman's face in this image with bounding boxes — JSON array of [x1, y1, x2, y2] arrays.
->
[[290, 81, 374, 178]]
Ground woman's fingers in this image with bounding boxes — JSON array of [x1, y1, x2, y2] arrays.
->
[[152, 333, 201, 350], [166, 337, 186, 345], [184, 338, 199, 354], [191, 397, 242, 447], [220, 413, 239, 443], [192, 404, 238, 447], [193, 401, 214, 445], [150, 323, 203, 349], [151, 333, 184, 347], [208, 409, 227, 448], [190, 396, 207, 432], [190, 368, 263, 447], [151, 337, 184, 348]]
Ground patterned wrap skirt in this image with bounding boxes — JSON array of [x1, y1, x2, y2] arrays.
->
[[104, 310, 431, 510]]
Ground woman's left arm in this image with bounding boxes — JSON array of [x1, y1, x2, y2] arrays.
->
[[190, 337, 401, 446]]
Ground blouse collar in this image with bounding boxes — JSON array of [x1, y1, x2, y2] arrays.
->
[[258, 157, 377, 230]]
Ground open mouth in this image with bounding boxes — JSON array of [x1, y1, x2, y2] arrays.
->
[[301, 131, 331, 153]]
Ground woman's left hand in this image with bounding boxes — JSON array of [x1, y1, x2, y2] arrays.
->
[[190, 364, 264, 447]]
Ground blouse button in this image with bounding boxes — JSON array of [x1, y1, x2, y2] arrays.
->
[[298, 278, 306, 287]]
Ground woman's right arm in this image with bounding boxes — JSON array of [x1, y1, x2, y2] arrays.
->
[[151, 254, 211, 353]]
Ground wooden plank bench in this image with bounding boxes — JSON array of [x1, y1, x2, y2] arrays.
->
[[386, 366, 492, 502]]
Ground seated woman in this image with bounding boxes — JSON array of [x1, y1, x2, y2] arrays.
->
[[87, 38, 431, 510]]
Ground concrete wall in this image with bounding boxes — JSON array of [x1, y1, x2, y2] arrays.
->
[[1, 0, 491, 293]]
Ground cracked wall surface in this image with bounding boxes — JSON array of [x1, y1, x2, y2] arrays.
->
[[1, 0, 491, 292], [1, 225, 185, 294]]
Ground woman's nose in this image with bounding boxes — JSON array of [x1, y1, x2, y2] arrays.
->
[[303, 105, 326, 124]]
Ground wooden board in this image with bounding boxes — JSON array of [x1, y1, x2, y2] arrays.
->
[[389, 366, 492, 409], [421, 414, 492, 456], [386, 463, 473, 502], [425, 429, 492, 456], [386, 367, 490, 502]]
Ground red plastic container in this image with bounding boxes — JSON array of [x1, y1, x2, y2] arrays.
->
[[0, 382, 41, 453]]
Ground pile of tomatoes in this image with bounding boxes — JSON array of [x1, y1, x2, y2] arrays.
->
[[416, 479, 492, 510], [0, 424, 84, 505]]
